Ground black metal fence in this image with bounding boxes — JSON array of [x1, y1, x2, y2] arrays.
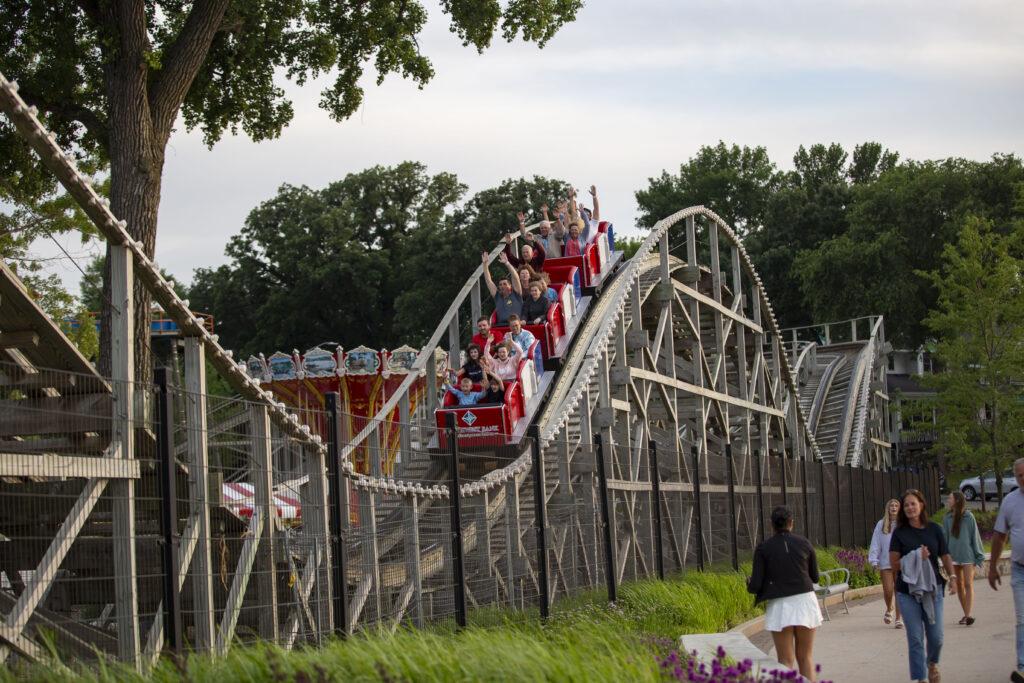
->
[[0, 360, 940, 667]]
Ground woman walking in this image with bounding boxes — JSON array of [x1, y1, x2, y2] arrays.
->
[[748, 506, 823, 681], [942, 491, 985, 625], [890, 489, 957, 683], [869, 498, 903, 628]]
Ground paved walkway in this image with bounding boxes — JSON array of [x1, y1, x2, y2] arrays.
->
[[752, 580, 1017, 682]]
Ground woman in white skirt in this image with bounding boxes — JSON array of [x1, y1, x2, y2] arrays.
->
[[748, 506, 824, 681], [869, 498, 903, 628]]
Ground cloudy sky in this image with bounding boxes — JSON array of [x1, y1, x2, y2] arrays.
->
[[33, 0, 1024, 291]]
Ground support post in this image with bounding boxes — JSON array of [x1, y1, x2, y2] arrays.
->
[[154, 368, 182, 654], [692, 444, 705, 571], [725, 442, 739, 571], [403, 496, 424, 627], [110, 242, 140, 667], [647, 441, 665, 580], [249, 403, 279, 642], [325, 392, 349, 638], [445, 413, 467, 629], [183, 338, 215, 649], [528, 425, 550, 620], [594, 434, 616, 603], [754, 449, 766, 545]]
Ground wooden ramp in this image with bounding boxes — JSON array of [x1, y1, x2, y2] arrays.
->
[[0, 260, 112, 465]]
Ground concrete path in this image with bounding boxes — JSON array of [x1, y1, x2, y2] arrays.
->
[[752, 580, 1017, 682]]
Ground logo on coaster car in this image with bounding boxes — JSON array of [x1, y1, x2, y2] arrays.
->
[[462, 411, 477, 426]]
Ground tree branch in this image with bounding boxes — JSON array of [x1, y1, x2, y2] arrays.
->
[[73, 0, 102, 25], [16, 86, 109, 152], [148, 0, 231, 140]]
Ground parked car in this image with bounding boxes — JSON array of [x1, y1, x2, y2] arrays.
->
[[959, 469, 1018, 501]]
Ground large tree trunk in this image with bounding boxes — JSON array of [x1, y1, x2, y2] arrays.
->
[[96, 1, 165, 385]]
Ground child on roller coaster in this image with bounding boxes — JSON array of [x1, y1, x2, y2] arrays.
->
[[443, 374, 491, 407], [457, 343, 487, 383], [505, 315, 536, 355], [483, 338, 523, 382]]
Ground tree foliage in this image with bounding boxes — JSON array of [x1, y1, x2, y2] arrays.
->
[[635, 142, 1023, 346], [188, 164, 568, 357], [917, 216, 1024, 498], [0, 189, 100, 357], [1, 0, 581, 378]]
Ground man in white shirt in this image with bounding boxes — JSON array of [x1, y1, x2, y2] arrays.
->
[[990, 457, 1024, 683]]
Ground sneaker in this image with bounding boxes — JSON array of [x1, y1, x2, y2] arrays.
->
[[884, 610, 893, 625], [1010, 671, 1024, 683], [894, 618, 904, 629]]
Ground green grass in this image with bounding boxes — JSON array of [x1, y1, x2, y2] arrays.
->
[[2, 551, 867, 682]]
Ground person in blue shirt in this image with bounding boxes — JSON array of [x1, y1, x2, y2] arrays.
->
[[444, 375, 489, 406], [506, 315, 536, 355]]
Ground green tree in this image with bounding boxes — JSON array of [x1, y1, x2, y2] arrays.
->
[[2, 0, 581, 380], [635, 142, 780, 236], [795, 155, 1024, 346], [189, 168, 568, 356], [919, 216, 1024, 500]]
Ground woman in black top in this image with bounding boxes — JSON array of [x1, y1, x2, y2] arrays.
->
[[747, 506, 822, 681], [521, 280, 550, 324], [889, 489, 956, 683], [457, 344, 486, 383]]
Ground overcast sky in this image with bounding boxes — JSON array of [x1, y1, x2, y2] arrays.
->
[[32, 0, 1024, 292]]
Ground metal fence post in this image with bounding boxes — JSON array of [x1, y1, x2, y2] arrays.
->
[[445, 413, 468, 628], [859, 467, 868, 547], [692, 444, 705, 571], [781, 448, 789, 508], [754, 449, 766, 545], [801, 457, 810, 543], [325, 392, 349, 637], [528, 425, 550, 619], [648, 440, 665, 580], [154, 368, 182, 654], [847, 466, 857, 546], [725, 442, 739, 571], [594, 435, 617, 603], [820, 461, 829, 547], [835, 463, 844, 547]]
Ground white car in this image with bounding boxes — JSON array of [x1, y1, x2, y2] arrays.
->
[[959, 469, 1018, 501]]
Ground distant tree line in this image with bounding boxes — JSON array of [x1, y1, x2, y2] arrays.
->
[[635, 142, 1024, 349], [187, 163, 569, 357]]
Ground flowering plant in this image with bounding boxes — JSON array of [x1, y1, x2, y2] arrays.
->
[[657, 645, 832, 682], [832, 547, 879, 588]]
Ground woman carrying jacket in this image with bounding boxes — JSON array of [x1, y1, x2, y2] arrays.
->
[[747, 506, 823, 681], [869, 498, 903, 628], [942, 490, 985, 625]]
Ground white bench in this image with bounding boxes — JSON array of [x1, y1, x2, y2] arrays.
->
[[814, 568, 851, 621]]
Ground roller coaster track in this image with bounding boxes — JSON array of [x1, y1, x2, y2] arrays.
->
[[0, 68, 890, 666]]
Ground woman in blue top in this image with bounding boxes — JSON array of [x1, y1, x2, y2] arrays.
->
[[942, 490, 985, 626]]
